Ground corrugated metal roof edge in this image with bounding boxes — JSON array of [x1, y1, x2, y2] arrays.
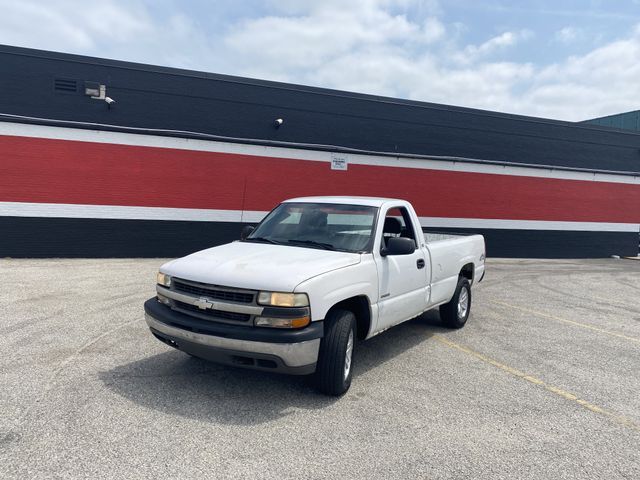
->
[[582, 109, 640, 122]]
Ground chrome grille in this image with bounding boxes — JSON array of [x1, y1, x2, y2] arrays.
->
[[173, 300, 251, 323], [172, 278, 255, 304]]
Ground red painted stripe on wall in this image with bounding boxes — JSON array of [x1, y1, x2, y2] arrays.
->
[[1, 135, 639, 223]]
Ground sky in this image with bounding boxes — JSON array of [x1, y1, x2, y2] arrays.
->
[[1, 0, 639, 121]]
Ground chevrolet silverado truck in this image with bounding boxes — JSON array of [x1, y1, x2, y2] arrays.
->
[[144, 197, 485, 395]]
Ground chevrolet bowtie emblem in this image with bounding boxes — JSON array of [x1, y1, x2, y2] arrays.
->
[[194, 297, 216, 310]]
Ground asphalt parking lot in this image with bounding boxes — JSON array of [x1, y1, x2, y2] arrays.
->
[[1, 258, 639, 479]]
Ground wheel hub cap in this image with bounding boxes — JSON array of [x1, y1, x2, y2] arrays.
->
[[457, 288, 469, 318], [344, 330, 354, 380]]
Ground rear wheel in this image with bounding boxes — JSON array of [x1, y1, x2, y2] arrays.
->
[[440, 277, 471, 329], [315, 309, 356, 396]]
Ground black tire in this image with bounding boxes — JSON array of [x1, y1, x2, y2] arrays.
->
[[315, 309, 356, 396], [439, 277, 472, 329]]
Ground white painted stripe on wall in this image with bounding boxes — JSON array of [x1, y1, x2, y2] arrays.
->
[[1, 121, 639, 185], [418, 216, 639, 232], [1, 202, 637, 232], [0, 201, 265, 223]]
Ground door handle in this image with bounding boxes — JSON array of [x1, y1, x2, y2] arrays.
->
[[417, 258, 425, 269]]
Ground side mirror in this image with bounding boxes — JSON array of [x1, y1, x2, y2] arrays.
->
[[240, 225, 255, 240], [381, 237, 415, 257]]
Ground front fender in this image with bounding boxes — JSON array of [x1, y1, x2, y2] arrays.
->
[[294, 257, 378, 323]]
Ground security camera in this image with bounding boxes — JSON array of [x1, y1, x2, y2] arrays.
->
[[105, 97, 116, 105], [274, 118, 283, 128]]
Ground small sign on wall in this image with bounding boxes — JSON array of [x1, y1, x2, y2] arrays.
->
[[331, 153, 348, 171]]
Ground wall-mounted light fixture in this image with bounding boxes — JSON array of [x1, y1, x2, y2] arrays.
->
[[85, 81, 115, 109], [85, 81, 104, 98]]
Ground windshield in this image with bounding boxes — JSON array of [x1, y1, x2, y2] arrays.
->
[[245, 202, 378, 253]]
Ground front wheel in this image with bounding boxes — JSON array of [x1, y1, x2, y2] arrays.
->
[[439, 277, 471, 329], [315, 309, 356, 396]]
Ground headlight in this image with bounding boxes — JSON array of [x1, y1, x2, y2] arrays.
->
[[157, 272, 172, 288], [254, 315, 310, 329], [257, 291, 309, 307]]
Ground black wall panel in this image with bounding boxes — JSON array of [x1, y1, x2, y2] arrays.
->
[[0, 217, 245, 258], [1, 217, 636, 259], [423, 228, 638, 259]]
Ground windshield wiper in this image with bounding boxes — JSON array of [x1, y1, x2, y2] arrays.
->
[[243, 236, 281, 245], [286, 239, 337, 250]]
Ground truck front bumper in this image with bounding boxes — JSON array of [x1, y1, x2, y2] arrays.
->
[[144, 298, 322, 375]]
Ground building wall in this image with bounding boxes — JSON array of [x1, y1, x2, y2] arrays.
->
[[1, 45, 639, 258], [1, 122, 638, 258], [2, 44, 640, 175]]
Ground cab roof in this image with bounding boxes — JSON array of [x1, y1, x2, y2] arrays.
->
[[283, 196, 407, 208]]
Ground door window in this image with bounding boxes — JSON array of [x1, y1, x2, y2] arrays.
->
[[382, 207, 417, 247]]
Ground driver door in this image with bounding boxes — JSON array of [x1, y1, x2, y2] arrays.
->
[[374, 206, 429, 332]]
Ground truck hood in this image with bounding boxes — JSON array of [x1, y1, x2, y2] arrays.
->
[[160, 241, 362, 292]]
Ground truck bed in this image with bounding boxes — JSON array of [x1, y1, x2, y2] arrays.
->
[[422, 230, 486, 303], [423, 230, 475, 243]]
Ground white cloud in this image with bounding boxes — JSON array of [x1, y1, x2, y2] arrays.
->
[[451, 29, 533, 65], [464, 30, 533, 57], [224, 2, 442, 75], [0, 0, 151, 51], [422, 17, 446, 43], [0, 0, 222, 71], [555, 26, 580, 43], [525, 33, 640, 119]]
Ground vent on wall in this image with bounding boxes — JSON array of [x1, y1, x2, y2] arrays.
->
[[53, 78, 78, 93]]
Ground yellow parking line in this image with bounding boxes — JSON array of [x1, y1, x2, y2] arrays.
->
[[434, 335, 640, 432], [490, 300, 640, 345]]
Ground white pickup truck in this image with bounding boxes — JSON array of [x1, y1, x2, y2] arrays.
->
[[145, 197, 485, 395]]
